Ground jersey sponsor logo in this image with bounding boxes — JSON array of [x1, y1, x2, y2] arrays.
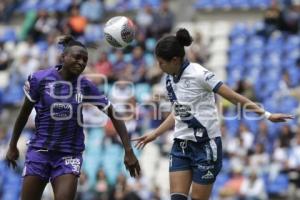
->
[[201, 170, 214, 179], [50, 102, 73, 120], [174, 103, 192, 118]]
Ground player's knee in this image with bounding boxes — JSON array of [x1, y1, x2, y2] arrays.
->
[[171, 193, 188, 200]]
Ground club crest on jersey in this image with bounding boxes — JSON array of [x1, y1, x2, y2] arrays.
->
[[75, 90, 83, 103]]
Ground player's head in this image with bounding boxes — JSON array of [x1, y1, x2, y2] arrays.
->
[[155, 28, 192, 75], [59, 35, 88, 76]]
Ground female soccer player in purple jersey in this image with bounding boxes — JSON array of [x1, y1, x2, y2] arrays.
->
[[5, 36, 140, 200], [132, 29, 293, 200]]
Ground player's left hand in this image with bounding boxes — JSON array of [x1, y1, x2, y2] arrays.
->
[[268, 113, 294, 122], [124, 148, 141, 178]]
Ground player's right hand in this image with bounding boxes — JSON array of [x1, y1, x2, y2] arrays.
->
[[131, 132, 157, 150], [5, 146, 19, 169]]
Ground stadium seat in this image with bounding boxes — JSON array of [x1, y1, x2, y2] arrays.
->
[[230, 0, 250, 9], [267, 173, 289, 196], [250, 0, 271, 9], [194, 0, 214, 9], [55, 0, 72, 11], [38, 0, 56, 11], [0, 28, 17, 42], [214, 0, 231, 9], [145, 38, 156, 52], [17, 0, 39, 12], [230, 23, 249, 39], [135, 83, 151, 102], [211, 21, 232, 38]]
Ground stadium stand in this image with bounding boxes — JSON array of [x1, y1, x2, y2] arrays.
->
[[0, 0, 300, 199]]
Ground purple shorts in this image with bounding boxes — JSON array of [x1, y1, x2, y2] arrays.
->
[[22, 146, 83, 182]]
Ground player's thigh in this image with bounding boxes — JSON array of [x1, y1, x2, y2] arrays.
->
[[170, 170, 193, 195], [51, 174, 78, 200], [191, 182, 213, 200], [21, 176, 48, 200]]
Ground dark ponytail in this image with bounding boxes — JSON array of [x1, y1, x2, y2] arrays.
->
[[176, 28, 193, 47], [58, 35, 86, 52], [155, 28, 193, 61]]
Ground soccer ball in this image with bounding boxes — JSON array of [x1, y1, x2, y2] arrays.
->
[[104, 16, 135, 48]]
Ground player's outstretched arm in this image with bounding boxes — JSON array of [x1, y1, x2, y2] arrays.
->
[[6, 97, 34, 168], [132, 113, 175, 149], [106, 104, 141, 178], [217, 84, 294, 122]]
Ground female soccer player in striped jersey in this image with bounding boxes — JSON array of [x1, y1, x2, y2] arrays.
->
[[133, 28, 293, 200], [5, 36, 140, 200]]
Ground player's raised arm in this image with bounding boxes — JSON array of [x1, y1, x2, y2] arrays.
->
[[132, 112, 175, 149], [105, 104, 141, 178], [216, 84, 294, 122], [6, 97, 34, 168]]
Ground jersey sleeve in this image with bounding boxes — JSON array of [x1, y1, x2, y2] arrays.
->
[[83, 80, 111, 111], [199, 70, 223, 93], [23, 74, 40, 102]]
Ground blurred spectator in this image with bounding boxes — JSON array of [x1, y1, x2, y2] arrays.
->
[[187, 32, 209, 65], [94, 52, 113, 82], [219, 166, 245, 199], [0, 0, 19, 23], [112, 50, 128, 81], [45, 32, 60, 67], [76, 172, 91, 200], [149, 0, 174, 39], [240, 170, 267, 200], [262, 5, 281, 37], [94, 169, 109, 200], [136, 5, 154, 36], [68, 6, 87, 37], [278, 4, 300, 34], [80, 0, 104, 23], [237, 124, 254, 151], [0, 42, 10, 71], [127, 173, 151, 199], [30, 10, 58, 41], [131, 46, 147, 83], [0, 127, 9, 160], [111, 173, 127, 200], [254, 121, 273, 154], [248, 143, 270, 174], [15, 36, 41, 59], [234, 80, 256, 102], [288, 129, 300, 199]]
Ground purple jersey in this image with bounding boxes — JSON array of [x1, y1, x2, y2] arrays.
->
[[24, 65, 110, 153]]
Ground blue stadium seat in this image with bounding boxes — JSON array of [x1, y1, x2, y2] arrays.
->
[[0, 28, 17, 42], [230, 0, 250, 9], [145, 53, 155, 67], [267, 173, 289, 196], [84, 24, 104, 43], [135, 83, 151, 102], [55, 0, 72, 11], [250, 0, 271, 8], [17, 0, 39, 12], [145, 38, 156, 52], [102, 145, 123, 184], [246, 36, 265, 54], [230, 23, 249, 38], [283, 35, 300, 52], [194, 0, 214, 9], [214, 0, 231, 9], [38, 0, 56, 11]]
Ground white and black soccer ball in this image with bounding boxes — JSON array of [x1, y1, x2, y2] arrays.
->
[[104, 16, 135, 48]]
